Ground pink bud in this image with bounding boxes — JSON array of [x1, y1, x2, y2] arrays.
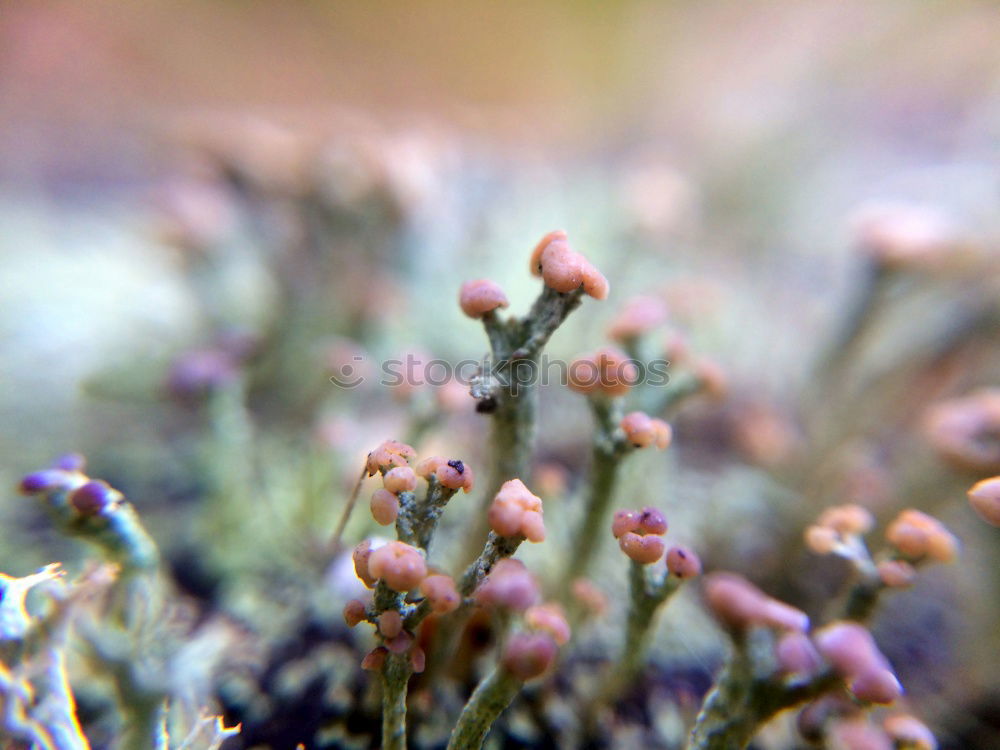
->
[[637, 506, 668, 535], [850, 667, 903, 704], [459, 279, 509, 318], [410, 646, 426, 674], [814, 622, 880, 677], [619, 532, 665, 564], [68, 480, 117, 516], [343, 599, 367, 628], [612, 510, 640, 539], [968, 476, 1000, 527], [776, 631, 822, 675], [436, 459, 475, 492], [378, 610, 403, 639], [352, 540, 378, 588], [420, 574, 461, 614], [361, 647, 388, 671], [501, 632, 557, 681], [368, 541, 427, 592], [370, 488, 400, 526], [525, 603, 571, 646], [665, 546, 701, 579], [383, 466, 417, 494]]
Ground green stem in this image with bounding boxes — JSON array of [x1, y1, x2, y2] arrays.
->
[[380, 653, 412, 750], [446, 667, 522, 750], [560, 398, 629, 587], [687, 637, 840, 750], [464, 288, 584, 560]]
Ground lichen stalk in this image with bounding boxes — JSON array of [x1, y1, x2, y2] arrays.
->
[[686, 634, 840, 750], [561, 397, 629, 586], [445, 667, 522, 750]]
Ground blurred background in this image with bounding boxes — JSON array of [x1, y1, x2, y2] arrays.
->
[[2, 2, 999, 748]]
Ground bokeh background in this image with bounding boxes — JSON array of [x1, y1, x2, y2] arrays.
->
[[2, 2, 999, 748]]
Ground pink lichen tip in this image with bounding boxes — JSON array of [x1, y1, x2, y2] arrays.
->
[[968, 476, 1000, 527], [365, 440, 417, 476], [370, 488, 400, 526], [827, 719, 893, 750], [68, 480, 120, 516], [524, 603, 571, 646], [501, 632, 558, 681], [568, 347, 638, 398], [419, 574, 461, 614], [53, 452, 87, 472], [883, 714, 937, 750], [877, 559, 916, 588], [382, 466, 417, 494], [619, 533, 665, 564], [459, 279, 509, 319], [703, 573, 809, 633], [474, 559, 541, 612], [352, 540, 378, 588], [529, 230, 608, 300], [607, 296, 669, 341], [665, 546, 701, 579], [378, 610, 403, 639], [775, 631, 822, 676], [922, 389, 1000, 473], [368, 541, 428, 592], [813, 621, 902, 704], [620, 411, 672, 449], [805, 503, 876, 557], [361, 646, 388, 672], [611, 507, 668, 538], [488, 478, 545, 542], [415, 456, 475, 492], [342, 599, 367, 628], [19, 469, 77, 495], [816, 504, 876, 536], [885, 509, 958, 563]]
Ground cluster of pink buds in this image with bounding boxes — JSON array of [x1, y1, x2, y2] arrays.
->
[[884, 509, 958, 564], [529, 230, 609, 300], [365, 439, 417, 476], [967, 475, 1000, 527], [474, 560, 570, 681], [568, 347, 638, 398], [619, 411, 672, 449], [611, 506, 702, 576], [487, 479, 545, 542], [20, 453, 123, 517], [364, 441, 474, 526], [804, 504, 875, 559], [612, 506, 668, 564], [703, 573, 809, 633], [459, 279, 509, 319], [814, 621, 903, 704], [415, 456, 475, 492]]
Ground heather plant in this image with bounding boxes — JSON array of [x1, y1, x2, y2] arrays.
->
[[4, 121, 999, 750]]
